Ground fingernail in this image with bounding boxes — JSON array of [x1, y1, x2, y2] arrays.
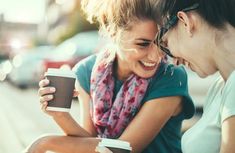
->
[[50, 88, 56, 92]]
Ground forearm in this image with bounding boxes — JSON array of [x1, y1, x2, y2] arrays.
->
[[53, 113, 92, 137], [41, 136, 129, 153], [31, 136, 100, 153], [42, 136, 101, 153]]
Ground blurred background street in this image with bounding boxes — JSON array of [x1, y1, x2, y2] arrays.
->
[[0, 0, 219, 152]]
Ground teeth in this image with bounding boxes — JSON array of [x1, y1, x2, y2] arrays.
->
[[140, 61, 156, 67]]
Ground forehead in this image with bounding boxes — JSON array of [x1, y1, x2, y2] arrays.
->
[[123, 20, 158, 39]]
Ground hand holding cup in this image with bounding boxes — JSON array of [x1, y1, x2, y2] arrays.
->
[[38, 68, 77, 116]]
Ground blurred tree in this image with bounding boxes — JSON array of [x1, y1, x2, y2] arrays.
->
[[56, 9, 98, 44], [45, 0, 98, 45]]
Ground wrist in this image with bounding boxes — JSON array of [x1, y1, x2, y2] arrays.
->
[[52, 111, 70, 119]]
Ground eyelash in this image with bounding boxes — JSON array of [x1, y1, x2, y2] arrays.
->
[[136, 42, 150, 47]]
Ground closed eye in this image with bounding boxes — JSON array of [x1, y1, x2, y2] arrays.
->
[[136, 42, 151, 47]]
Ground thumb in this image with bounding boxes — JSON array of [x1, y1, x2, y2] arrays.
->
[[73, 90, 79, 97]]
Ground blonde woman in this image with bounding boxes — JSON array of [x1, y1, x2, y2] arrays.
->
[[26, 0, 194, 152]]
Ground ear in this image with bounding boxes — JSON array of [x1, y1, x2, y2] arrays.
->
[[177, 11, 194, 37]]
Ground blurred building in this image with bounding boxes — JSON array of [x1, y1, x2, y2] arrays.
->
[[0, 0, 98, 59], [0, 14, 38, 59], [39, 0, 97, 45]]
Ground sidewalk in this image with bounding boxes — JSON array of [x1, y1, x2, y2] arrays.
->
[[0, 106, 23, 152], [0, 82, 80, 153]]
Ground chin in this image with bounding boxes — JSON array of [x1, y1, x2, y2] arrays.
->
[[193, 69, 210, 78], [135, 71, 156, 79], [196, 73, 208, 78], [190, 64, 209, 78], [140, 75, 154, 79]]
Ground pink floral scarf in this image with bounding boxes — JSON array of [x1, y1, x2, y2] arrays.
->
[[90, 50, 150, 138]]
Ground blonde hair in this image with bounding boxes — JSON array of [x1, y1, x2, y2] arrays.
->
[[81, 0, 158, 38]]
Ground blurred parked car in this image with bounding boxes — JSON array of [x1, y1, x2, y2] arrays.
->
[[8, 46, 54, 88], [41, 30, 106, 73]]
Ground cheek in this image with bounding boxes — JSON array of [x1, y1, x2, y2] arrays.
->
[[168, 33, 190, 57], [167, 28, 187, 55], [126, 55, 141, 66], [167, 37, 180, 55], [119, 49, 145, 62]]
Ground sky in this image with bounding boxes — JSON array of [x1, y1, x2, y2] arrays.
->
[[0, 0, 46, 24]]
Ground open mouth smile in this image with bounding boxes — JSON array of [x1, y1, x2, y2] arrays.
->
[[139, 61, 157, 71]]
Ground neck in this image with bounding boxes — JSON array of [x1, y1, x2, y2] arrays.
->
[[114, 56, 132, 81], [212, 24, 235, 81]]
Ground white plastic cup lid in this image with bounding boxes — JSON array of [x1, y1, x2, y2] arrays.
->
[[98, 138, 132, 151], [44, 68, 76, 78]]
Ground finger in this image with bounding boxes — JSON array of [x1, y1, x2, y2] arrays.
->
[[184, 61, 189, 68], [173, 58, 178, 65], [39, 95, 53, 104], [41, 102, 48, 112], [178, 58, 183, 65], [38, 87, 56, 96], [38, 79, 50, 88], [175, 58, 184, 66], [73, 90, 79, 97]]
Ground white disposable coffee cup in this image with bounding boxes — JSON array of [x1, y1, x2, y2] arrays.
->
[[44, 68, 76, 112], [97, 138, 132, 153]]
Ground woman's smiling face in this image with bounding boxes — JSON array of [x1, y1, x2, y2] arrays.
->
[[160, 14, 218, 78], [116, 20, 164, 79]]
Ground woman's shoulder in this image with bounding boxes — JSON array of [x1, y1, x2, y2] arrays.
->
[[73, 54, 97, 72], [224, 70, 235, 91], [144, 62, 194, 119], [153, 62, 188, 85], [165, 63, 187, 77], [72, 54, 97, 93], [220, 70, 235, 122], [145, 62, 189, 98]]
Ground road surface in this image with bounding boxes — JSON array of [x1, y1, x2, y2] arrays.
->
[[0, 82, 79, 153]]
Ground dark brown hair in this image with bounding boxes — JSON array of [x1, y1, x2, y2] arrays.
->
[[154, 0, 235, 29]]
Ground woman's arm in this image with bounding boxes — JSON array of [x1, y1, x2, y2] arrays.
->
[[26, 135, 101, 153], [52, 88, 183, 153], [52, 112, 92, 137], [27, 95, 182, 153], [119, 96, 182, 153], [220, 116, 235, 153], [76, 80, 98, 136]]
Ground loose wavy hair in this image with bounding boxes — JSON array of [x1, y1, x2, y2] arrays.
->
[[81, 0, 159, 38]]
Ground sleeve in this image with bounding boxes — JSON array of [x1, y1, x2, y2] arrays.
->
[[72, 55, 96, 94], [144, 64, 195, 119], [221, 72, 235, 122]]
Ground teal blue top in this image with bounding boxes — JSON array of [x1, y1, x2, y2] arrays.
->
[[73, 54, 195, 153]]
